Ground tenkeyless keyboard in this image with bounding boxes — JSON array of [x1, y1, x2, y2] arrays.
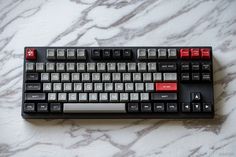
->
[[22, 47, 214, 119]]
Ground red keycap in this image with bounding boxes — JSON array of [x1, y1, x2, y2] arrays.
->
[[180, 48, 189, 59], [201, 48, 211, 60], [190, 48, 200, 59], [155, 83, 177, 92], [26, 48, 37, 60]]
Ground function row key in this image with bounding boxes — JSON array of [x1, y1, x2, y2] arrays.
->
[[47, 49, 87, 60], [137, 48, 177, 60], [91, 49, 132, 60], [180, 48, 211, 60]]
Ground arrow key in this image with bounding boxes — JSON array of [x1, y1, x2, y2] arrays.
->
[[192, 103, 201, 112], [182, 103, 191, 112], [191, 92, 201, 101]]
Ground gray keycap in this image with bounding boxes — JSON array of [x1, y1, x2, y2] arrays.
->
[[94, 83, 103, 92], [133, 73, 142, 82], [148, 63, 157, 72], [87, 63, 96, 72], [123, 73, 131, 82], [112, 73, 121, 82], [61, 73, 70, 82], [107, 63, 116, 72], [47, 49, 56, 60], [43, 83, 52, 92], [99, 93, 108, 102], [138, 63, 147, 72], [143, 73, 152, 82], [125, 83, 134, 92], [58, 93, 67, 102], [68, 93, 77, 102], [148, 49, 157, 59], [102, 73, 111, 82], [130, 93, 139, 102], [163, 73, 177, 82], [56, 63, 65, 72], [64, 83, 72, 92], [127, 63, 136, 72], [140, 93, 149, 101], [137, 49, 147, 59], [168, 49, 177, 59], [77, 49, 86, 60], [72, 73, 80, 82], [53, 83, 62, 92], [66, 63, 75, 72], [158, 49, 167, 59], [82, 73, 90, 82], [57, 49, 66, 59], [115, 83, 124, 92], [46, 63, 55, 72], [97, 63, 106, 72], [89, 93, 98, 102], [105, 83, 113, 92], [26, 63, 35, 72], [117, 63, 126, 72], [36, 63, 44, 72], [67, 49, 76, 59], [110, 93, 119, 102], [120, 93, 129, 102], [74, 83, 83, 92], [48, 93, 57, 102], [51, 73, 60, 82], [145, 83, 154, 92], [78, 93, 88, 102], [92, 73, 101, 82], [77, 63, 86, 72], [135, 83, 144, 92], [153, 73, 162, 81], [84, 83, 93, 92], [41, 73, 50, 82]]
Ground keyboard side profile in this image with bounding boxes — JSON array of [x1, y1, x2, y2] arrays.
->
[[22, 47, 214, 119]]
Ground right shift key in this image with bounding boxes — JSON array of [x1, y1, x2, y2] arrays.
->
[[151, 93, 177, 101]]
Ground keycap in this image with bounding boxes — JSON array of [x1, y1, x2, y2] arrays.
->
[[201, 48, 211, 60], [143, 73, 152, 82], [66, 63, 75, 72], [94, 83, 103, 92], [181, 73, 190, 81], [123, 73, 131, 82], [137, 49, 146, 59], [26, 48, 37, 60], [24, 103, 35, 112], [47, 49, 56, 60], [120, 93, 129, 102], [36, 63, 45, 72], [50, 103, 62, 112], [26, 63, 35, 72], [110, 93, 119, 102], [92, 73, 101, 82], [25, 93, 46, 101], [138, 63, 146, 72], [113, 49, 122, 59], [53, 83, 62, 92], [97, 63, 106, 72], [26, 73, 39, 82], [192, 73, 200, 81], [135, 83, 144, 92], [127, 103, 139, 112], [155, 83, 177, 92], [43, 83, 52, 92], [64, 103, 126, 113], [182, 103, 191, 112], [127, 63, 136, 72], [46, 63, 55, 72], [104, 83, 113, 92], [153, 73, 162, 82], [190, 48, 200, 59], [151, 93, 177, 101], [78, 93, 88, 102], [130, 93, 139, 102], [148, 63, 156, 72], [191, 92, 201, 101], [123, 49, 132, 59], [37, 103, 48, 112], [58, 93, 67, 102], [77, 49, 87, 60], [61, 73, 70, 82], [64, 83, 72, 92], [181, 63, 189, 71], [72, 73, 80, 82], [192, 103, 201, 112], [103, 49, 111, 59], [159, 63, 177, 71], [67, 49, 76, 59], [166, 103, 178, 112], [163, 73, 177, 82], [154, 103, 165, 112], [125, 83, 134, 92], [117, 63, 126, 72], [112, 73, 121, 82], [141, 103, 152, 112], [140, 93, 149, 101], [191, 63, 200, 71], [133, 73, 142, 82], [147, 49, 157, 59], [77, 63, 86, 72], [203, 103, 212, 112], [57, 49, 66, 59], [84, 83, 93, 92], [87, 63, 96, 72], [158, 49, 167, 59], [102, 73, 111, 82], [180, 48, 189, 59], [25, 83, 41, 91], [202, 63, 211, 71], [56, 63, 65, 72], [89, 93, 98, 102], [99, 93, 108, 102], [145, 83, 154, 92], [107, 63, 116, 72], [202, 73, 211, 81], [168, 49, 177, 59], [48, 93, 57, 102]]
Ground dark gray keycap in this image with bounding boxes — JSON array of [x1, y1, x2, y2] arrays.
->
[[158, 49, 167, 59], [25, 83, 41, 91], [58, 93, 67, 102], [57, 49, 66, 59], [26, 73, 39, 82], [36, 63, 44, 72], [25, 93, 46, 101], [26, 63, 35, 72], [77, 49, 86, 60], [151, 93, 177, 101], [66, 63, 75, 72], [47, 49, 56, 60], [77, 63, 86, 72], [24, 103, 35, 112], [37, 103, 48, 112], [147, 49, 157, 59], [48, 93, 57, 102], [51, 73, 60, 82], [168, 49, 177, 59], [67, 49, 76, 59], [56, 63, 65, 72], [137, 49, 147, 59]]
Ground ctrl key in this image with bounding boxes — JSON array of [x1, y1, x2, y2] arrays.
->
[[23, 103, 35, 112]]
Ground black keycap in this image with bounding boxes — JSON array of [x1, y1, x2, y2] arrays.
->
[[192, 103, 201, 112], [127, 103, 139, 112], [151, 93, 177, 101], [203, 103, 212, 112], [202, 63, 211, 71], [181, 73, 190, 81], [202, 73, 211, 81], [191, 92, 201, 101], [192, 73, 200, 81], [24, 103, 35, 112], [181, 63, 189, 71], [166, 103, 178, 112], [25, 83, 41, 91], [91, 49, 101, 59], [123, 49, 132, 59], [26, 73, 39, 82], [25, 93, 46, 101], [113, 49, 122, 59], [159, 63, 177, 71], [191, 63, 200, 71], [141, 103, 152, 112], [154, 103, 165, 112], [37, 103, 48, 112], [182, 103, 191, 112], [50, 103, 62, 112], [103, 49, 111, 59]]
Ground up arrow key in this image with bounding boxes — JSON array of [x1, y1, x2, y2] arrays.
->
[[191, 92, 201, 101]]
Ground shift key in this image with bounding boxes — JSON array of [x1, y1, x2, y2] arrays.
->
[[25, 93, 46, 101], [151, 93, 177, 101]]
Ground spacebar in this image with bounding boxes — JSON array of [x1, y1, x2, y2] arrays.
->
[[63, 103, 126, 113]]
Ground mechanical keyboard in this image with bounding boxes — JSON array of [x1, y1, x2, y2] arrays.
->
[[22, 47, 214, 119]]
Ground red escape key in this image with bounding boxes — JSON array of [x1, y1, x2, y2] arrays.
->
[[26, 48, 37, 60], [155, 83, 177, 92]]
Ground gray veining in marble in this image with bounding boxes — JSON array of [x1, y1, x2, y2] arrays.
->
[[0, 0, 236, 156]]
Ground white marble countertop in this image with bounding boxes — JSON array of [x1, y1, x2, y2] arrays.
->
[[0, 0, 236, 156]]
